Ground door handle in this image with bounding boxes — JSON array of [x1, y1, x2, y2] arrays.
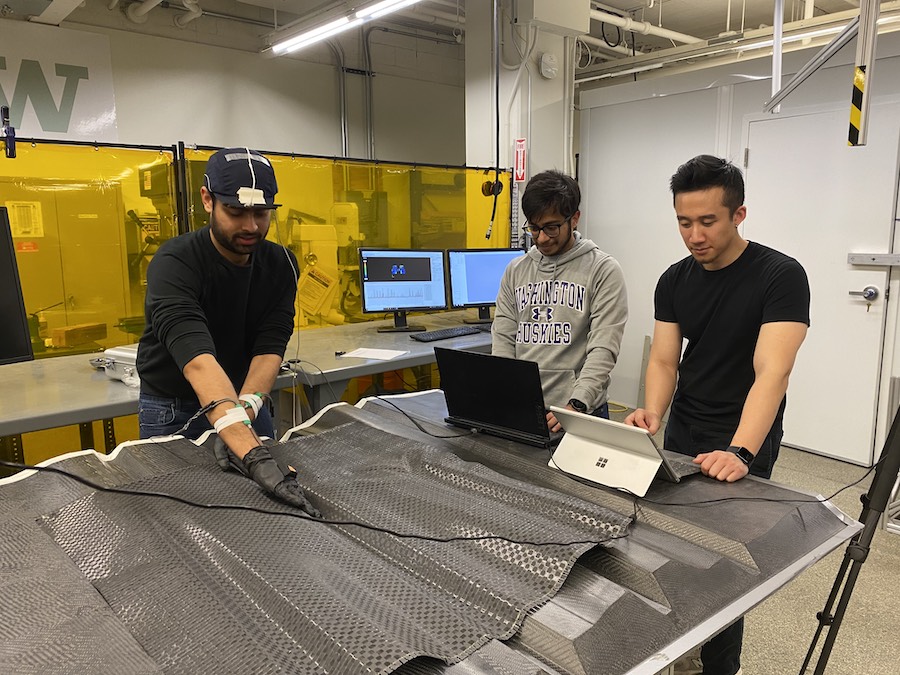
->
[[848, 285, 879, 301]]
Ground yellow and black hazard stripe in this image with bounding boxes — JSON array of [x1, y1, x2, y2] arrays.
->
[[849, 65, 866, 146]]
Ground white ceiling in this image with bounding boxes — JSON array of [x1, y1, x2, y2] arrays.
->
[[0, 0, 873, 57], [595, 0, 860, 45]]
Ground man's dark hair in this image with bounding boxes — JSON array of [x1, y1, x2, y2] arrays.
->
[[521, 170, 581, 222], [670, 155, 745, 215]]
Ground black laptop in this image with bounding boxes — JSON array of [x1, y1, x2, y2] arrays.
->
[[433, 347, 561, 448]]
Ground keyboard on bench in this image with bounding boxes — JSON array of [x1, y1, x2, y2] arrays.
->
[[410, 325, 482, 342]]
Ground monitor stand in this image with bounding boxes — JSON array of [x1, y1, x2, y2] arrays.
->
[[377, 310, 426, 333], [463, 306, 492, 325]]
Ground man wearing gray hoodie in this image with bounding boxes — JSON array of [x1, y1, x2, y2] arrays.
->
[[492, 170, 628, 432]]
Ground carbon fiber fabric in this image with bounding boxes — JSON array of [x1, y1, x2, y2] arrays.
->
[[36, 422, 628, 674], [0, 395, 860, 674]]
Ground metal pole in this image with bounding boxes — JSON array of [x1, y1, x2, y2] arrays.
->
[[772, 0, 784, 114], [764, 17, 860, 113], [849, 0, 880, 146]]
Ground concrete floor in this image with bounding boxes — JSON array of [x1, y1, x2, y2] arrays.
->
[[606, 406, 899, 675]]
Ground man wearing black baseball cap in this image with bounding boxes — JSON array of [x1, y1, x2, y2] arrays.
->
[[137, 147, 318, 516]]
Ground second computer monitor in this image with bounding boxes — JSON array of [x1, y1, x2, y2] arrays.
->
[[447, 248, 526, 323], [359, 248, 448, 332]]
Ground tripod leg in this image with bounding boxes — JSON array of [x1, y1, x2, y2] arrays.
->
[[812, 558, 866, 675], [799, 548, 852, 673]]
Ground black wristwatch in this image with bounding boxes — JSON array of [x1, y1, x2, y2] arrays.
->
[[568, 398, 588, 413], [726, 445, 755, 466]]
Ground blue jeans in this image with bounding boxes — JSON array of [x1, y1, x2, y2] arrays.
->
[[138, 392, 275, 440], [663, 413, 783, 675], [592, 402, 610, 419]]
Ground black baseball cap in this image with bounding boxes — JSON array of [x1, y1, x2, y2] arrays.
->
[[204, 147, 281, 209]]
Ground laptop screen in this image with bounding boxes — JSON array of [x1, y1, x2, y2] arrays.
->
[[434, 347, 550, 444]]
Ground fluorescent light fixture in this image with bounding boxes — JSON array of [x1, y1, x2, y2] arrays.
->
[[356, 0, 424, 20], [272, 15, 362, 55], [270, 0, 425, 56]]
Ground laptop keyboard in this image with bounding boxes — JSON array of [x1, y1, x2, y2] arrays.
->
[[410, 325, 482, 342], [667, 455, 701, 478]]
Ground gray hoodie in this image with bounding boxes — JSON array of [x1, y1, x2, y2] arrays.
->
[[492, 232, 627, 411]]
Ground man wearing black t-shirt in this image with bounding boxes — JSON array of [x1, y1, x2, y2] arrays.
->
[[625, 155, 809, 675], [137, 147, 317, 515]]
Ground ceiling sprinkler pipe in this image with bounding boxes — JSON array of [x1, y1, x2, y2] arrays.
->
[[590, 9, 702, 44], [125, 0, 166, 23], [174, 0, 203, 27]]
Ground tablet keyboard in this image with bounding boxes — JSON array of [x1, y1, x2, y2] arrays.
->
[[410, 325, 482, 342]]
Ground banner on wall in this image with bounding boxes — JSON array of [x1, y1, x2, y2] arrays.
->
[[0, 19, 117, 141]]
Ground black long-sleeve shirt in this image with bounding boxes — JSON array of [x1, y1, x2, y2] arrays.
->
[[137, 226, 297, 400]]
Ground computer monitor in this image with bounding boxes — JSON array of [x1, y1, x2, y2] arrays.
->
[[0, 207, 33, 365], [447, 248, 525, 323], [358, 248, 448, 332]]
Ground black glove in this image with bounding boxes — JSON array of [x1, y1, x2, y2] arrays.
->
[[213, 439, 321, 518]]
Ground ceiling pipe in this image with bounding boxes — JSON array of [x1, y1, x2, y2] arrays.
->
[[580, 33, 645, 57], [423, 0, 463, 11], [406, 6, 463, 24], [576, 2, 900, 86], [590, 8, 702, 45], [397, 5, 464, 31], [326, 40, 349, 158], [174, 0, 202, 27], [126, 0, 165, 23]]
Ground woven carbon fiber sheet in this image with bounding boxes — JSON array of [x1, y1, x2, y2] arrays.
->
[[21, 409, 628, 675], [1, 394, 860, 675], [344, 393, 861, 675]]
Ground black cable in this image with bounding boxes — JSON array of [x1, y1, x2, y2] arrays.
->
[[0, 459, 627, 548], [372, 395, 477, 438], [285, 358, 342, 407], [485, 0, 502, 240], [160, 397, 238, 439], [601, 22, 622, 48]]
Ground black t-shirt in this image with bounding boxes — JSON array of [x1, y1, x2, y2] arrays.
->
[[654, 241, 810, 433], [137, 227, 298, 400]]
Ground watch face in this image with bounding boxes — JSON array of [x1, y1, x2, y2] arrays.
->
[[728, 445, 754, 466]]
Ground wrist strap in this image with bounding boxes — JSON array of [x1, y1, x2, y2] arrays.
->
[[239, 393, 265, 418], [213, 405, 252, 433]]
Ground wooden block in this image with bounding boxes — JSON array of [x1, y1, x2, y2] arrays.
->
[[51, 323, 108, 347]]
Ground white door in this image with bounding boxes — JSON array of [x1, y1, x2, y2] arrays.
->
[[744, 103, 900, 465]]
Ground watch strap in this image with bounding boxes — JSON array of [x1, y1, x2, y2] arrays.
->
[[568, 398, 588, 413], [726, 445, 755, 466]]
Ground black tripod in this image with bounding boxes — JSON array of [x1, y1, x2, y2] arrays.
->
[[800, 407, 900, 674]]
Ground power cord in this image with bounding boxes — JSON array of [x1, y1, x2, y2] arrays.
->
[[155, 397, 239, 440], [285, 358, 343, 407], [372, 395, 478, 438], [0, 459, 629, 548]]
